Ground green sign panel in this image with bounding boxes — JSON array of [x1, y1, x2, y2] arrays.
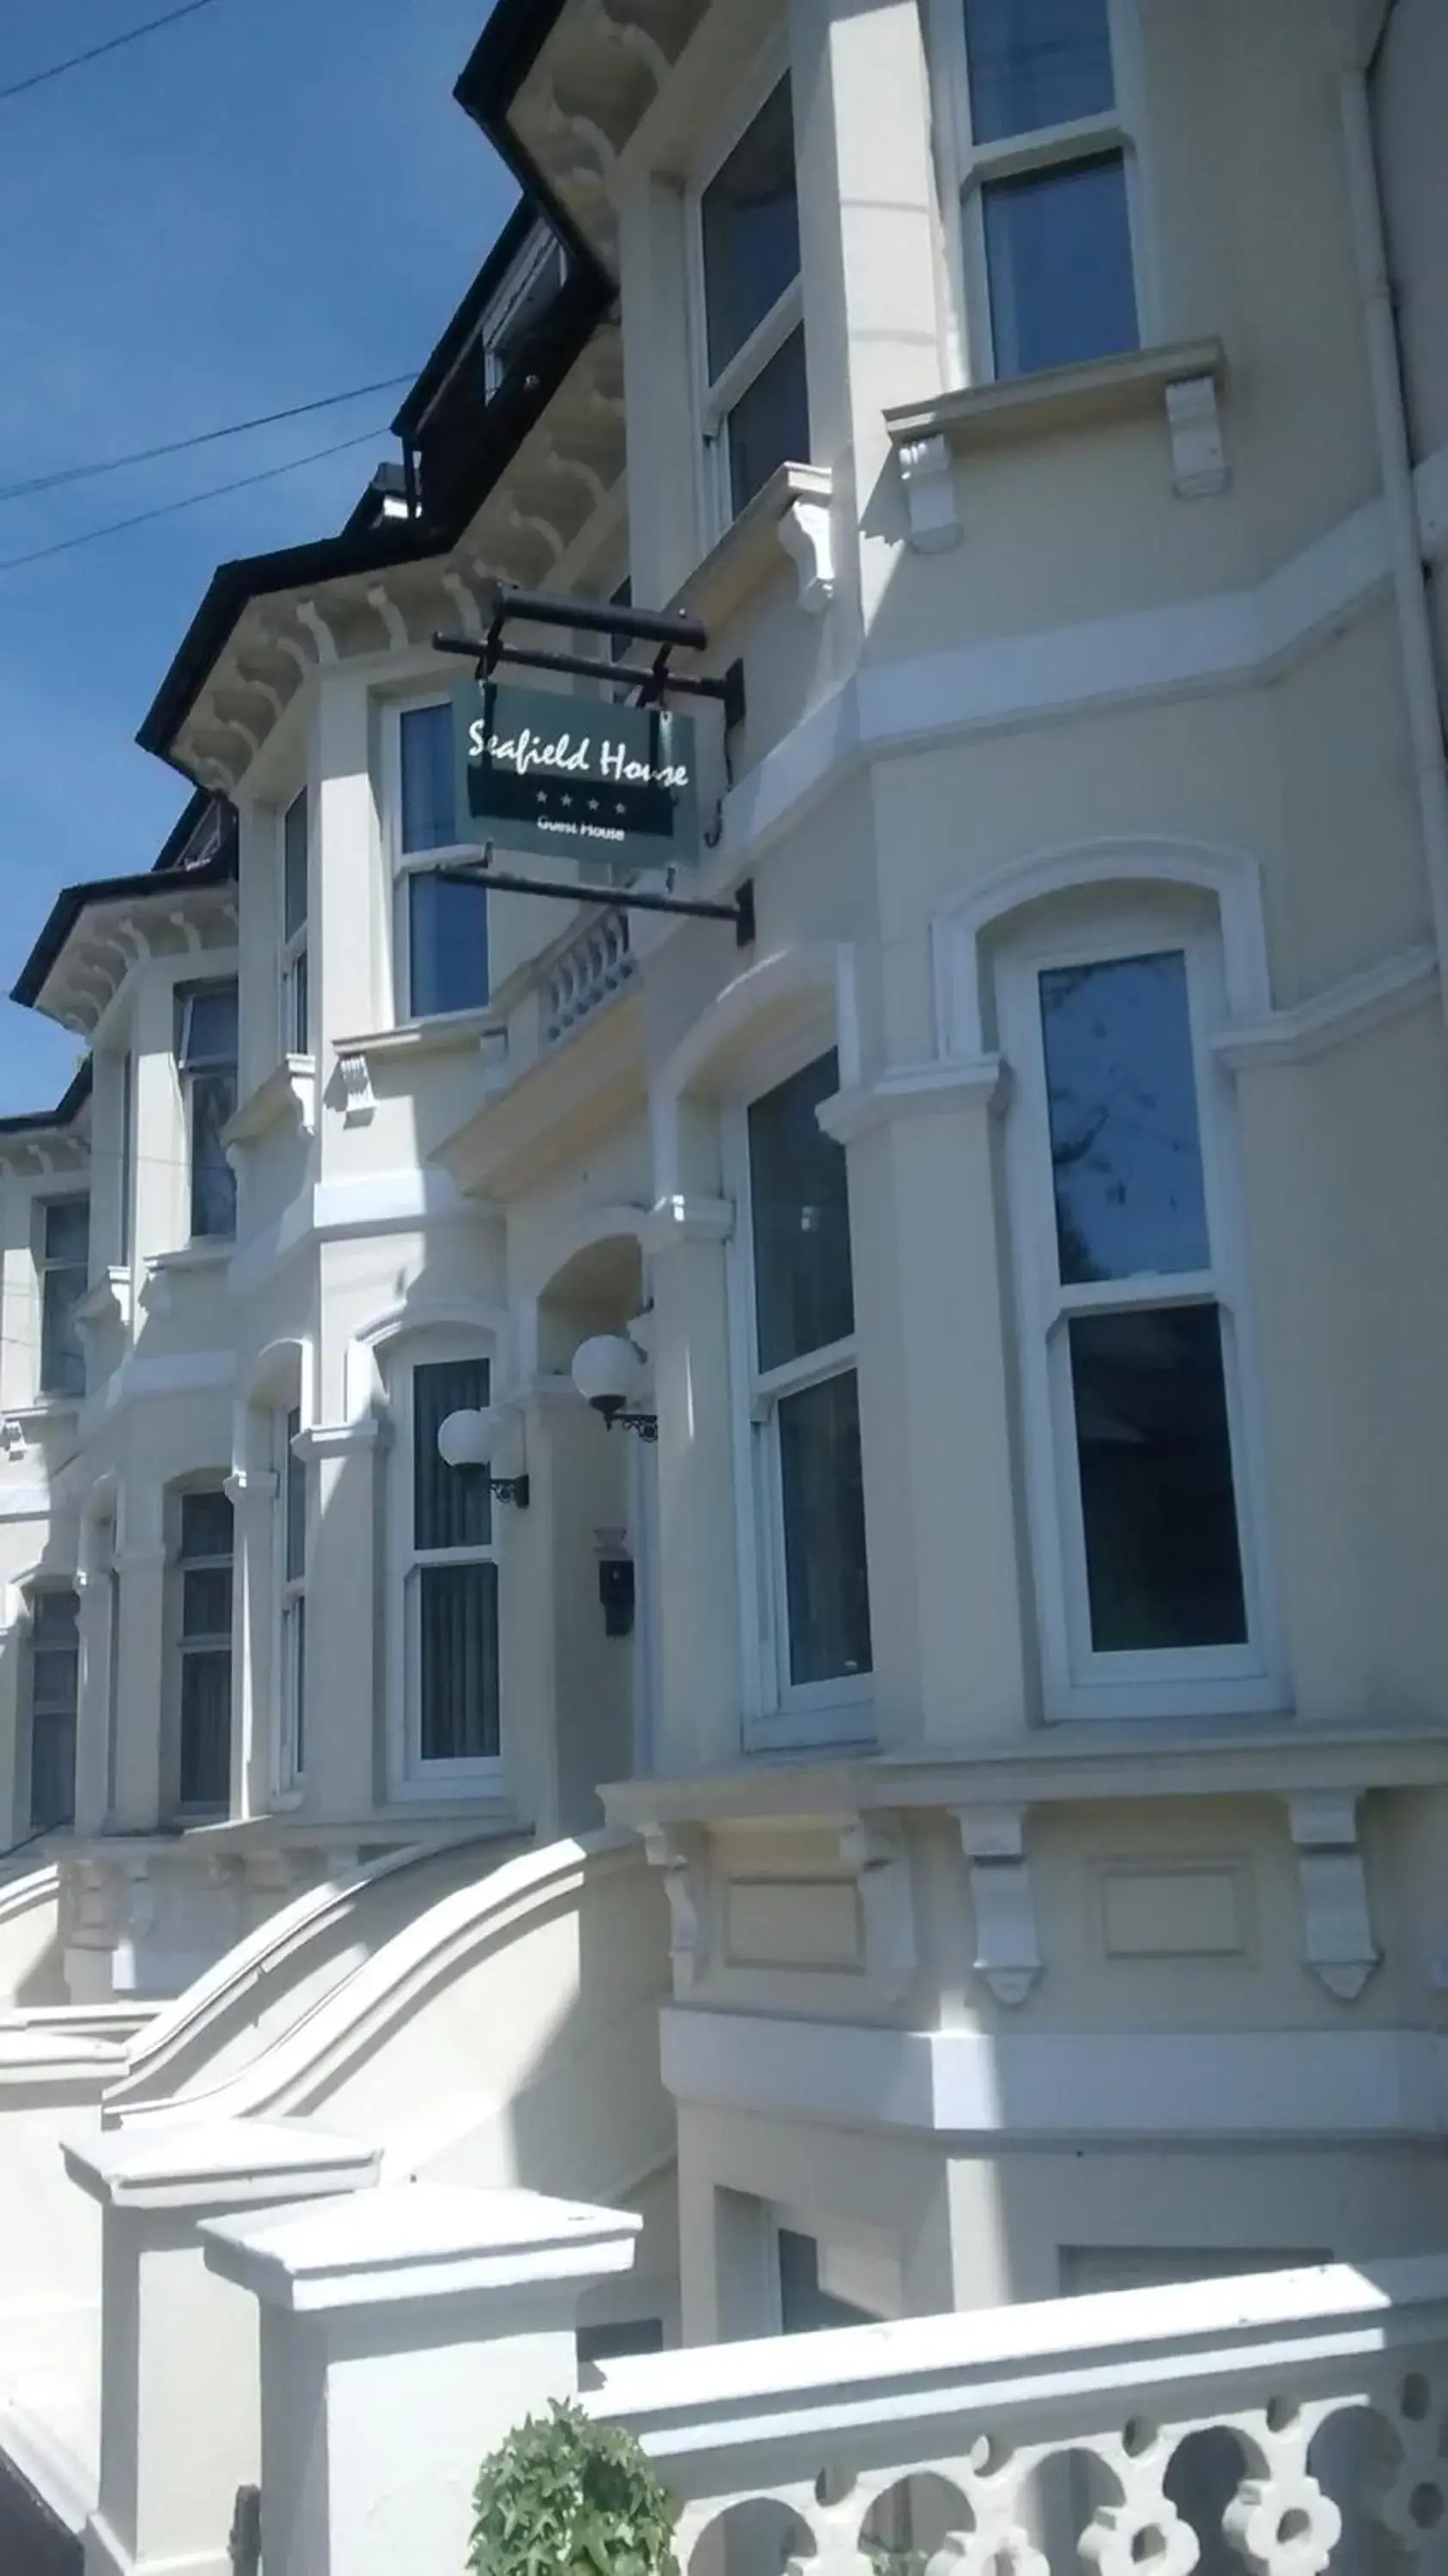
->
[[453, 679, 701, 878]]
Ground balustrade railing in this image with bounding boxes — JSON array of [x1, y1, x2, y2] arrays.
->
[[591, 2257, 1448, 2576], [543, 905, 636, 1045]]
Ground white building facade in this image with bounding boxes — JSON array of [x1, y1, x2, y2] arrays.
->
[[3, 0, 1448, 2557]]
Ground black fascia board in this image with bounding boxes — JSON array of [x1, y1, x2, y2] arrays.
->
[[394, 197, 539, 441], [11, 848, 237, 1012], [453, 7, 611, 289], [0, 1057, 94, 1137]]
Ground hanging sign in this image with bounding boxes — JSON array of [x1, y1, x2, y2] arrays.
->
[[453, 679, 701, 877]]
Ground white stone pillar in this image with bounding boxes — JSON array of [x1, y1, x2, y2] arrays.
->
[[64, 2117, 380, 2576], [73, 1524, 117, 1839], [224, 1466, 278, 1821], [203, 2185, 642, 2576], [642, 1197, 741, 1774], [293, 1420, 382, 1822], [109, 1474, 169, 1831]]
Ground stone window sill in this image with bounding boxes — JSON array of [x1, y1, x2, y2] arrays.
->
[[671, 459, 836, 629], [332, 1012, 508, 1127], [224, 1055, 315, 1147], [885, 337, 1230, 549]]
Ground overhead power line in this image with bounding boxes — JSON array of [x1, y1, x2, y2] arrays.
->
[[0, 0, 228, 105], [0, 375, 419, 506], [0, 425, 392, 575]]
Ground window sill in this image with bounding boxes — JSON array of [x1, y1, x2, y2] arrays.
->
[[75, 1267, 133, 1336], [224, 1055, 315, 1148], [0, 1398, 80, 1455], [142, 1241, 232, 1316], [671, 460, 836, 629], [885, 337, 1229, 550], [332, 1012, 508, 1127]]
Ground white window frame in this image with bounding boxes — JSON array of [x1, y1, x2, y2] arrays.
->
[[482, 225, 567, 401], [277, 1405, 307, 1795], [173, 1484, 234, 1814], [998, 896, 1282, 1722], [686, 40, 806, 542], [381, 696, 490, 1027], [280, 791, 310, 1060], [386, 1334, 503, 1800], [928, 0, 1154, 385], [724, 1029, 875, 1753]]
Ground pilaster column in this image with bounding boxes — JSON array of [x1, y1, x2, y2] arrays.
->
[[110, 1479, 169, 1831], [66, 2119, 380, 2576], [74, 1518, 117, 1838], [203, 2185, 641, 2576], [819, 1065, 1029, 1748], [641, 1196, 740, 1773], [0, 1577, 27, 1848], [292, 1420, 382, 1821], [224, 1467, 279, 1821]]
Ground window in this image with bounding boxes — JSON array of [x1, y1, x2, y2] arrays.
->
[[483, 227, 567, 400], [941, 0, 1141, 379], [404, 1355, 500, 1775], [38, 1197, 88, 1399], [392, 702, 490, 1021], [282, 793, 309, 1055], [279, 1407, 307, 1787], [27, 1589, 78, 1832], [1001, 910, 1275, 1718], [697, 75, 810, 524], [118, 1053, 133, 1267], [176, 1487, 233, 1809], [739, 1053, 872, 1740], [778, 2231, 877, 2333], [175, 981, 238, 1239]]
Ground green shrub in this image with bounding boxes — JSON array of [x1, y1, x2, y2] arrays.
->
[[468, 2398, 679, 2576]]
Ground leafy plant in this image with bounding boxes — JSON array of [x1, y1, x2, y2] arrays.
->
[[468, 2398, 679, 2576]]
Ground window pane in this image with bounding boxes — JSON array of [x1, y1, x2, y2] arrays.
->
[[289, 1596, 307, 1777], [1068, 1303, 1248, 1652], [399, 704, 457, 854], [727, 325, 811, 517], [180, 1488, 233, 1561], [29, 1710, 75, 1833], [408, 870, 490, 1019], [32, 1589, 79, 1646], [288, 945, 310, 1055], [179, 1649, 231, 1806], [177, 982, 239, 1069], [284, 1408, 306, 1583], [44, 1198, 88, 1263], [964, 0, 1115, 143], [777, 1368, 873, 1686], [41, 1261, 87, 1398], [749, 1053, 853, 1371], [1039, 951, 1210, 1285], [283, 793, 308, 938], [32, 1648, 79, 1713], [983, 152, 1137, 379], [418, 1562, 500, 1761], [183, 1564, 233, 1638], [189, 1068, 238, 1238], [702, 78, 800, 382], [779, 2231, 876, 2332], [413, 1358, 492, 1552]]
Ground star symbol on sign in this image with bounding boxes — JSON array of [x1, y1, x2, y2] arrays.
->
[[559, 794, 573, 809], [587, 798, 599, 812]]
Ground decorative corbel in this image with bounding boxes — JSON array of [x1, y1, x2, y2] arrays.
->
[[778, 490, 835, 614], [955, 1805, 1043, 2006], [642, 1826, 709, 1996], [441, 570, 485, 636], [1165, 374, 1228, 499], [840, 1812, 916, 2001], [0, 1420, 27, 1461], [1287, 1792, 1380, 2001], [337, 1052, 376, 1127], [898, 433, 962, 552], [366, 584, 410, 650], [295, 598, 340, 663]]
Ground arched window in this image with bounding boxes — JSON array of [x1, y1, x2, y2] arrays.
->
[[387, 1333, 502, 1793], [25, 1585, 78, 1833]]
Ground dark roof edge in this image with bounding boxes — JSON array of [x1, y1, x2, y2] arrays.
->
[[394, 196, 537, 439], [11, 849, 238, 1012], [453, 3, 608, 289], [0, 1055, 94, 1137]]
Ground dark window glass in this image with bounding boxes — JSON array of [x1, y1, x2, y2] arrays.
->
[[778, 1370, 873, 1686], [177, 1487, 233, 1810], [40, 1196, 88, 1398], [176, 983, 239, 1240], [399, 704, 457, 855], [409, 871, 490, 1019], [1039, 951, 1210, 1286], [963, 0, 1115, 143], [180, 1489, 234, 1560], [283, 793, 308, 939], [749, 1054, 852, 1371], [983, 152, 1137, 378], [413, 1358, 492, 1552], [727, 325, 811, 516], [418, 1562, 500, 1761], [179, 1653, 231, 1807], [119, 1054, 134, 1266], [289, 1595, 307, 1777], [576, 2320, 665, 2368], [702, 80, 800, 380], [28, 1589, 77, 1833], [779, 2231, 876, 2333], [288, 945, 310, 1055], [177, 984, 239, 1069], [284, 1407, 306, 1584], [1068, 1304, 1248, 1652]]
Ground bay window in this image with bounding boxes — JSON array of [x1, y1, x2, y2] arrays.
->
[[38, 1195, 88, 1399], [939, 0, 1142, 380], [282, 791, 310, 1055], [400, 1352, 500, 1783], [738, 1051, 873, 1744], [175, 981, 238, 1240], [27, 1587, 78, 1833], [1001, 907, 1276, 1718], [696, 73, 810, 526], [391, 701, 490, 1021], [176, 1486, 234, 1810]]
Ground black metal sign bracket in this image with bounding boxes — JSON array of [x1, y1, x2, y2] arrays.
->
[[434, 578, 745, 732], [440, 856, 755, 951]]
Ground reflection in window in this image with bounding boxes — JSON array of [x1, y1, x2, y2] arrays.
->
[[39, 1197, 88, 1398]]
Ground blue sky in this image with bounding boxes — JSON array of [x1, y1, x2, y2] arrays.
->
[[0, 0, 513, 1111]]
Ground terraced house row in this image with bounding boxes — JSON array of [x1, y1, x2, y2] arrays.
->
[[3, 1, 1448, 2570]]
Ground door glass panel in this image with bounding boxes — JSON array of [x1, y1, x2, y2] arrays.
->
[[1039, 951, 1210, 1285]]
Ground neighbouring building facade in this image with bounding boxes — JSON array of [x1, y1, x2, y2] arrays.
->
[[3, 0, 1448, 2563]]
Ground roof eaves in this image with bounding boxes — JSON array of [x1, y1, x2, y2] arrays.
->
[[11, 849, 237, 1012], [0, 1056, 94, 1137]]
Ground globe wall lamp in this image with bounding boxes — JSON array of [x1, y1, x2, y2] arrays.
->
[[435, 1406, 530, 1506], [570, 1335, 658, 1443]]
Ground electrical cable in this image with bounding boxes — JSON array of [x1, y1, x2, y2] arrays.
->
[[0, 377, 418, 505], [0, 0, 228, 106], [0, 425, 392, 574]]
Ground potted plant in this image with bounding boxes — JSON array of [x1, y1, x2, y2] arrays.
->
[[468, 2399, 679, 2576]]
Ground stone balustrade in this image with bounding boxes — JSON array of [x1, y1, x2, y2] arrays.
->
[[542, 905, 636, 1046]]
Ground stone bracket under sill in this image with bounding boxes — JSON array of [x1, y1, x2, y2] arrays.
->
[[886, 337, 1229, 551], [74, 1265, 134, 1340], [142, 1241, 231, 1315], [224, 1055, 316, 1150], [332, 1012, 508, 1127], [672, 460, 836, 629]]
